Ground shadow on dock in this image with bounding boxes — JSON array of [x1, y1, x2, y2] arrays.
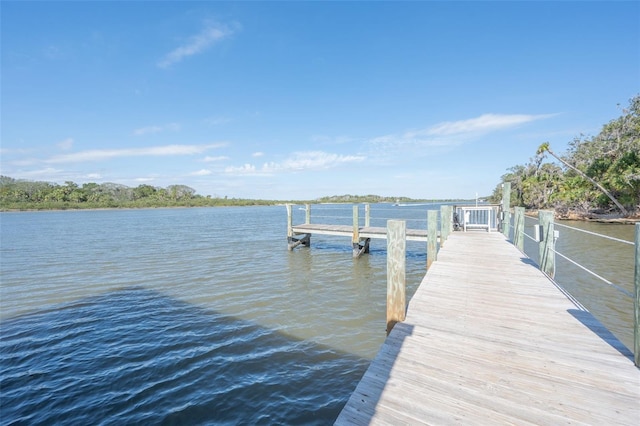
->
[[567, 308, 634, 362]]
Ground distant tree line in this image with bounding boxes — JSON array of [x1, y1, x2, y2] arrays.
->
[[489, 95, 640, 217], [0, 178, 286, 210], [0, 177, 468, 211], [315, 194, 469, 204]]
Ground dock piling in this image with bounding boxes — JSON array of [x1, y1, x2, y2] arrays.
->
[[538, 210, 556, 278], [427, 210, 438, 270], [386, 220, 406, 334]]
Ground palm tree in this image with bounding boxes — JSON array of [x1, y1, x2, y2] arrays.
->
[[537, 142, 629, 216]]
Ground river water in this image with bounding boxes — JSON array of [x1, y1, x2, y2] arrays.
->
[[0, 205, 636, 425]]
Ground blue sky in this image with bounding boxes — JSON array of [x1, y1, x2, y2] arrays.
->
[[2, 1, 639, 200]]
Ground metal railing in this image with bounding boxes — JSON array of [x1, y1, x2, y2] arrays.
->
[[506, 207, 639, 368]]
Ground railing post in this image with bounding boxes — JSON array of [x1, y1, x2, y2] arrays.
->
[[502, 182, 511, 237], [387, 220, 406, 334], [365, 203, 370, 227], [427, 210, 438, 270], [514, 206, 525, 251], [634, 223, 639, 367], [538, 210, 555, 278], [305, 204, 310, 224], [440, 205, 450, 246]]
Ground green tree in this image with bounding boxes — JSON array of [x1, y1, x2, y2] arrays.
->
[[537, 142, 628, 216]]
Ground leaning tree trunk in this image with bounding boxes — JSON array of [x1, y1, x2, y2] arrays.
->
[[537, 143, 629, 216]]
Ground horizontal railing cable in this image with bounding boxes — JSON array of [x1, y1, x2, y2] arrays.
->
[[553, 222, 635, 245], [549, 247, 633, 298]]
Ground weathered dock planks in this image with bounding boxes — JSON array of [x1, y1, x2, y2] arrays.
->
[[335, 231, 640, 425], [290, 223, 429, 242]]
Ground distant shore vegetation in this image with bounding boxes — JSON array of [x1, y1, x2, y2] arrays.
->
[[4, 95, 637, 216], [0, 178, 463, 211]]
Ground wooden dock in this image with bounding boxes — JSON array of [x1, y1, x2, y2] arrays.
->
[[335, 231, 640, 425], [290, 223, 429, 241]]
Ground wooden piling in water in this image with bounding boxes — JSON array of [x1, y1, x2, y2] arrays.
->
[[286, 204, 293, 239], [440, 205, 451, 247], [386, 220, 406, 334], [286, 204, 310, 250], [365, 203, 370, 227]]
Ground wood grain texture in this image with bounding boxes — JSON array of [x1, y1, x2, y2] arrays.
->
[[291, 224, 430, 242], [335, 231, 640, 425]]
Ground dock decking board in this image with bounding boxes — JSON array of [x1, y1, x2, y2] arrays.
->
[[291, 224, 429, 241], [335, 231, 640, 425]]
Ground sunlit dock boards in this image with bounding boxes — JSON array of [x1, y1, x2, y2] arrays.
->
[[335, 231, 640, 425], [290, 224, 429, 242]]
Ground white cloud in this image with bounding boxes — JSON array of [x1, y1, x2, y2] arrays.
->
[[45, 143, 226, 164], [202, 155, 229, 162], [57, 138, 74, 150], [158, 22, 240, 68], [15, 167, 64, 178], [252, 152, 264, 157], [225, 151, 365, 176], [191, 169, 212, 176], [425, 113, 555, 136], [367, 113, 556, 159], [225, 163, 257, 174], [133, 123, 181, 136]]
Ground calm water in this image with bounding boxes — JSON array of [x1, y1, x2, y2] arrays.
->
[[0, 205, 430, 425], [0, 205, 636, 424]]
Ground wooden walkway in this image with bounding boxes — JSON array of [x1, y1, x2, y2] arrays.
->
[[291, 223, 429, 241], [335, 231, 640, 425]]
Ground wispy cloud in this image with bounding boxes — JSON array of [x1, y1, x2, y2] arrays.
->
[[158, 21, 240, 68], [57, 138, 74, 150], [225, 151, 365, 176], [133, 123, 181, 136], [204, 116, 231, 126], [368, 113, 556, 160], [425, 113, 555, 137], [45, 143, 226, 164], [202, 155, 229, 162], [191, 169, 213, 176], [252, 152, 264, 158]]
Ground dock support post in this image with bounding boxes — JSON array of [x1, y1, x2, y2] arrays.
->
[[634, 223, 639, 367], [427, 210, 438, 270], [365, 203, 370, 227], [440, 205, 451, 247], [387, 220, 406, 334], [286, 203, 310, 250], [286, 204, 293, 240], [305, 204, 310, 224], [538, 210, 555, 278], [514, 207, 525, 251], [502, 182, 511, 237]]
